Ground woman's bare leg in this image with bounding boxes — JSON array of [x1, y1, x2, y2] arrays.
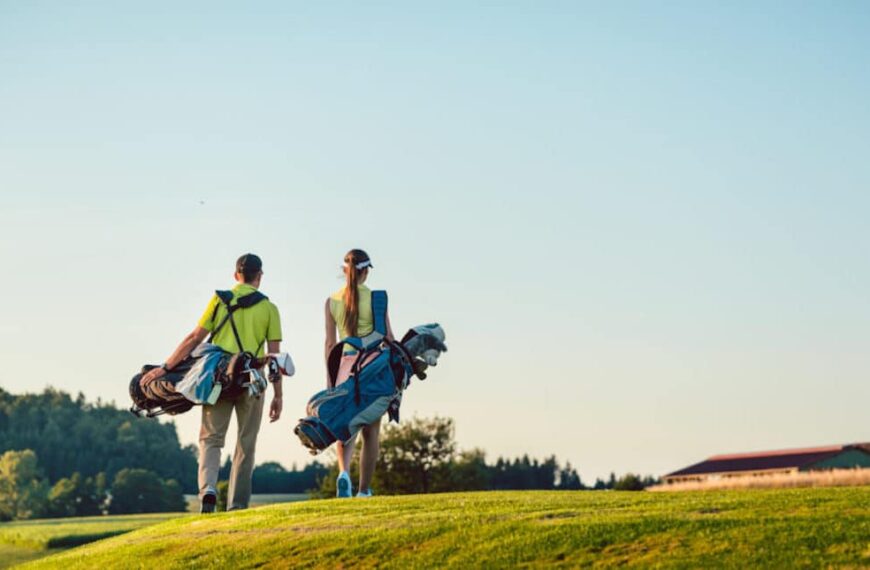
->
[[358, 419, 382, 492], [337, 434, 356, 475]]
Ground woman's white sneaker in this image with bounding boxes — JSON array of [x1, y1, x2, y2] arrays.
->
[[356, 489, 373, 498]]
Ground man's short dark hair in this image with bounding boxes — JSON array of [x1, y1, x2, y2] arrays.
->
[[236, 253, 263, 283]]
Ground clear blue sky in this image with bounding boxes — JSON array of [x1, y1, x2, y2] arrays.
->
[[1, 1, 869, 482]]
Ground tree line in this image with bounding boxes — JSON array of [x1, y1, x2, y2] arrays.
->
[[0, 449, 186, 521], [0, 388, 659, 520], [0, 447, 333, 521], [316, 416, 659, 496], [0, 387, 198, 493], [225, 459, 329, 494], [0, 387, 330, 492]]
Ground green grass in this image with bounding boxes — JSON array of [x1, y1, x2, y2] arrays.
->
[[184, 493, 309, 513], [0, 513, 184, 569], [248, 493, 309, 506], [0, 495, 309, 568], [0, 544, 59, 569], [17, 488, 870, 568], [0, 513, 183, 550]]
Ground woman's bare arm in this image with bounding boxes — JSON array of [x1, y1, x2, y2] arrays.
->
[[385, 311, 395, 341], [324, 299, 338, 362]]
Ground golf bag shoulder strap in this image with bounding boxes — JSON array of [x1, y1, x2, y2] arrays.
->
[[324, 290, 389, 389], [334, 290, 388, 355], [371, 290, 388, 335], [326, 341, 357, 389], [325, 338, 383, 389], [215, 289, 234, 306], [236, 290, 268, 308], [208, 290, 268, 352], [214, 290, 268, 311]]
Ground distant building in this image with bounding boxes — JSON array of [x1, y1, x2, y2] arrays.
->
[[663, 443, 870, 484]]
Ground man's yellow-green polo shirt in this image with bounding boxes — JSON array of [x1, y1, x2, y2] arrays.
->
[[198, 283, 282, 356]]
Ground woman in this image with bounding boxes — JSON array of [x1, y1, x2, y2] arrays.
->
[[325, 248, 393, 498]]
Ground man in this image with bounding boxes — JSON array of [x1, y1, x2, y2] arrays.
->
[[140, 253, 283, 513]]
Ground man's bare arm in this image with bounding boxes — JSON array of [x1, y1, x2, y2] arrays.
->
[[268, 340, 283, 422], [166, 327, 210, 369], [140, 326, 209, 383]]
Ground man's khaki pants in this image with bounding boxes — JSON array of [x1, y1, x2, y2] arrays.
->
[[198, 392, 264, 510]]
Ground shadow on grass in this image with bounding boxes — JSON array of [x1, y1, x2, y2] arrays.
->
[[46, 531, 129, 548]]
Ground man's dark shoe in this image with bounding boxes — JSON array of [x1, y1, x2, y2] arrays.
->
[[200, 492, 217, 514]]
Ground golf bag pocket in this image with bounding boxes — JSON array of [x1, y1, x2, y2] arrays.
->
[[334, 351, 379, 386], [130, 362, 196, 417], [295, 348, 408, 454], [175, 343, 226, 404]]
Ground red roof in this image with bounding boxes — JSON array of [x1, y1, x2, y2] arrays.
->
[[708, 445, 843, 461], [666, 443, 870, 478]]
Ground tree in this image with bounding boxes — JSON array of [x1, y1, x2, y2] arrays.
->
[[613, 473, 645, 491], [317, 416, 457, 497], [557, 462, 584, 490], [48, 476, 78, 518], [0, 449, 50, 520], [376, 416, 456, 494], [642, 475, 660, 488], [537, 456, 558, 489], [47, 472, 105, 518], [487, 454, 560, 490], [219, 456, 232, 481], [162, 479, 186, 512], [48, 471, 107, 517], [108, 469, 186, 514], [252, 461, 328, 494], [449, 449, 490, 491], [252, 462, 288, 493]]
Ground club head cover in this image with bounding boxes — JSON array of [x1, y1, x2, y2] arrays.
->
[[269, 353, 295, 377]]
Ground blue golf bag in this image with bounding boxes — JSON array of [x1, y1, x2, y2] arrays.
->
[[294, 291, 419, 454]]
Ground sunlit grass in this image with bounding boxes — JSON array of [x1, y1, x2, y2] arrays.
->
[[0, 513, 183, 550], [19, 488, 870, 569], [0, 513, 185, 569]]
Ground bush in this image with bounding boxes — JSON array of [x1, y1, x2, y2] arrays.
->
[[108, 468, 186, 514], [613, 473, 645, 491]]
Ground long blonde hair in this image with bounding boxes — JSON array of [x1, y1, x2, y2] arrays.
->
[[342, 249, 371, 336]]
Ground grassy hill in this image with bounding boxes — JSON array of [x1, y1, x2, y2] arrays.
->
[[19, 488, 870, 568], [0, 514, 181, 568]]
